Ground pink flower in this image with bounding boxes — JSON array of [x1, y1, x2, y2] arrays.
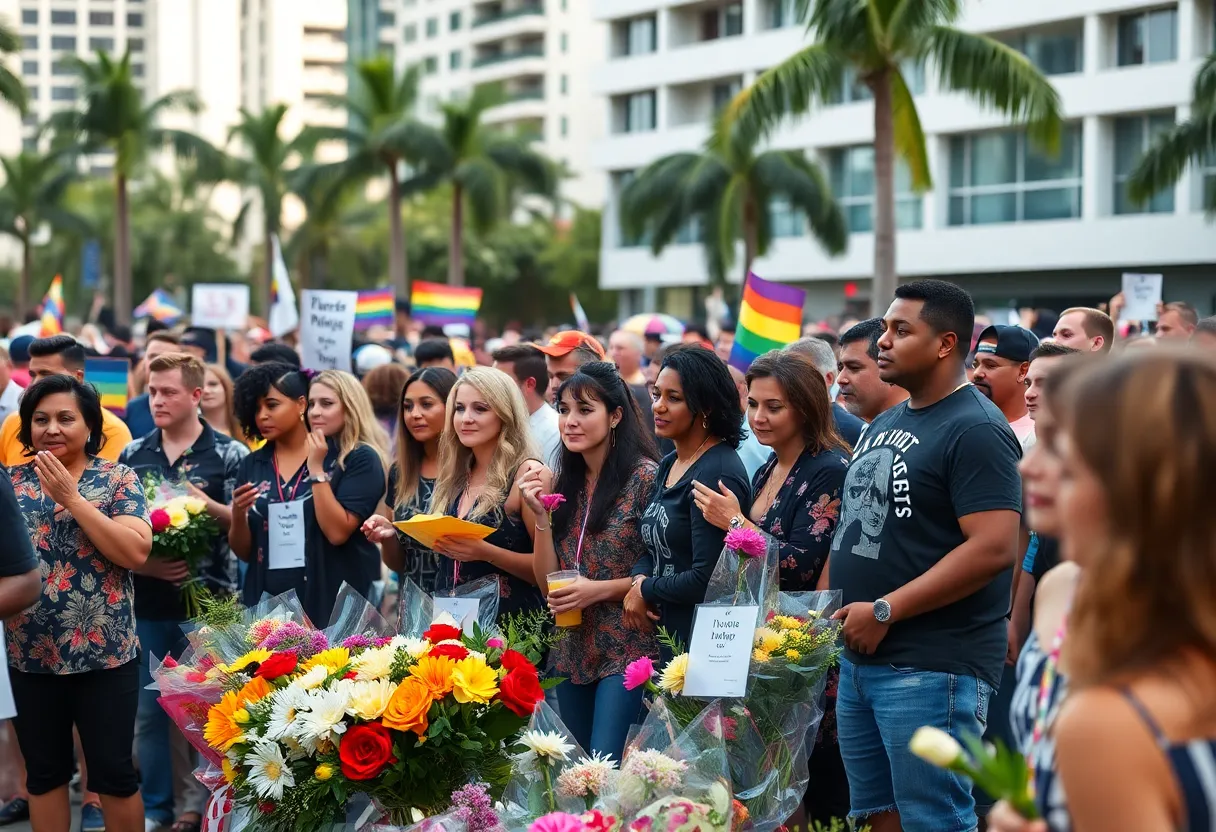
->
[[529, 812, 586, 832], [724, 527, 766, 559], [487, 637, 505, 649], [580, 811, 617, 832], [622, 656, 655, 691], [539, 493, 567, 513]]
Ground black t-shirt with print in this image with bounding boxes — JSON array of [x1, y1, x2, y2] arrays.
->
[[829, 384, 1023, 687], [0, 466, 36, 579]]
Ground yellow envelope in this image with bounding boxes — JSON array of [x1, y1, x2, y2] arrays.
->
[[392, 514, 497, 549]]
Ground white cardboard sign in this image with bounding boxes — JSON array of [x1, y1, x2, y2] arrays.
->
[[191, 284, 250, 330], [300, 290, 358, 372], [1121, 273, 1163, 322], [681, 604, 759, 698], [433, 596, 480, 635]]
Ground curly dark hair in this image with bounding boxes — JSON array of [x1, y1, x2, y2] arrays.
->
[[232, 361, 310, 441], [659, 344, 746, 448], [18, 375, 105, 458], [551, 362, 659, 538]]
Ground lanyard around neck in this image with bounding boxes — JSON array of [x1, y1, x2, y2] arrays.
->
[[272, 453, 309, 503]]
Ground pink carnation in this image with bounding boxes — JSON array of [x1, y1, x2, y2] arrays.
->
[[539, 493, 566, 513], [529, 813, 586, 832], [724, 527, 766, 559], [580, 811, 617, 832], [487, 637, 505, 649], [622, 656, 655, 691]]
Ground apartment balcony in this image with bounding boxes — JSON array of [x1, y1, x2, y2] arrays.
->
[[470, 41, 546, 84], [470, 3, 547, 47], [483, 85, 547, 125]]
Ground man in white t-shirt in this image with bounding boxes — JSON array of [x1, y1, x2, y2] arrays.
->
[[492, 343, 561, 467], [971, 324, 1038, 444]]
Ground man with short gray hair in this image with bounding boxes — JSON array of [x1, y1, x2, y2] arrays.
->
[[785, 337, 865, 445]]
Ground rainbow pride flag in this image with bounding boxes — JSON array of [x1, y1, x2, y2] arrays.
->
[[728, 272, 806, 372], [85, 357, 130, 417], [39, 275, 65, 336], [411, 280, 482, 327], [133, 288, 184, 324], [354, 287, 394, 331]]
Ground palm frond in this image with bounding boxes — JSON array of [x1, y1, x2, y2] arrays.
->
[[1192, 52, 1216, 110], [716, 177, 745, 272], [154, 129, 226, 180], [0, 65, 28, 115], [889, 68, 931, 190], [808, 0, 878, 59], [40, 205, 93, 237], [725, 44, 845, 144], [456, 158, 504, 234], [378, 119, 449, 167], [485, 140, 554, 196], [619, 153, 701, 239], [144, 89, 204, 121], [886, 0, 962, 51], [757, 151, 848, 256], [0, 19, 20, 53], [1126, 109, 1216, 204], [928, 26, 1062, 150]]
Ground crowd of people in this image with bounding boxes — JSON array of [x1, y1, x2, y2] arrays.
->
[[0, 284, 1213, 832]]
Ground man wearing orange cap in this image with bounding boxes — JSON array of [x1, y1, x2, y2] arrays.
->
[[535, 331, 606, 406]]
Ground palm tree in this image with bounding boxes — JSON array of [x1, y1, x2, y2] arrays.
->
[[421, 85, 555, 286], [286, 178, 381, 290], [0, 151, 90, 313], [620, 117, 847, 286], [300, 57, 447, 297], [0, 17, 28, 114], [1128, 53, 1216, 211], [47, 50, 223, 324], [726, 0, 1062, 313], [227, 104, 319, 312]]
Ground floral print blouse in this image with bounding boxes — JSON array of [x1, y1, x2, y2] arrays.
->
[[5, 457, 150, 675], [553, 461, 658, 684]]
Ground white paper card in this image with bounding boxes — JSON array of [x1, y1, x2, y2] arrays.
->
[[300, 290, 358, 372], [0, 632, 14, 719], [433, 596, 480, 635], [1121, 273, 1163, 322], [191, 284, 251, 330], [682, 604, 759, 698], [268, 500, 307, 570]]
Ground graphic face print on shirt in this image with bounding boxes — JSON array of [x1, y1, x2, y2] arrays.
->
[[832, 427, 922, 560]]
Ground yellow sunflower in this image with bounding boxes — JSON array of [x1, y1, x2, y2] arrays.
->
[[300, 647, 351, 674], [217, 649, 272, 674], [204, 691, 247, 752]]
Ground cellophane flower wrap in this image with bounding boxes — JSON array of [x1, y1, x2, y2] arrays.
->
[[398, 577, 501, 639], [155, 585, 549, 832], [144, 472, 221, 617], [705, 529, 778, 618], [499, 701, 599, 830]]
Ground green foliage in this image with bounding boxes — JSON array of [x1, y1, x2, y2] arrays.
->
[[499, 607, 567, 669], [196, 594, 243, 631], [0, 17, 29, 114]]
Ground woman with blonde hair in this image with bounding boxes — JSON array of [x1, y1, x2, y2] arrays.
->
[[201, 364, 244, 442], [429, 367, 547, 617], [308, 369, 391, 468]]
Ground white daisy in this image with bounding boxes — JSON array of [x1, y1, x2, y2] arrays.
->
[[246, 742, 295, 800], [298, 688, 350, 746], [344, 678, 395, 720], [390, 635, 430, 658], [290, 666, 329, 691], [517, 729, 575, 769], [351, 645, 395, 680], [265, 686, 311, 741]]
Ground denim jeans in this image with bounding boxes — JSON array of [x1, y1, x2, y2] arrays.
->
[[136, 618, 206, 824], [555, 675, 644, 763], [835, 657, 993, 832]]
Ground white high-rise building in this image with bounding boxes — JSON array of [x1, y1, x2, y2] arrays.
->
[[593, 0, 1216, 320], [392, 0, 606, 209]]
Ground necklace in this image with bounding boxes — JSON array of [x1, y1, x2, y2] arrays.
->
[[668, 434, 712, 486]]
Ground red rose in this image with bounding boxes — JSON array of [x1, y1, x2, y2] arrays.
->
[[150, 508, 171, 533], [427, 643, 469, 661], [162, 656, 178, 669], [497, 668, 545, 717], [423, 623, 462, 644], [254, 651, 298, 680], [500, 649, 535, 676], [338, 722, 397, 781]]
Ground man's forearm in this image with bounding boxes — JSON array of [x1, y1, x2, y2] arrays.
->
[[0, 569, 41, 619], [886, 538, 1015, 623]]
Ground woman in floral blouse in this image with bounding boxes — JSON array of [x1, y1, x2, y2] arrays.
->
[[521, 361, 659, 763], [692, 350, 851, 824], [5, 375, 152, 832]]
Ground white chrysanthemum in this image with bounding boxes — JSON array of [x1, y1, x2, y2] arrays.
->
[[291, 665, 329, 690], [390, 635, 430, 658], [298, 688, 349, 746], [265, 686, 311, 741], [555, 751, 618, 798], [246, 742, 295, 800], [351, 645, 395, 680], [344, 678, 394, 720], [517, 729, 575, 769]]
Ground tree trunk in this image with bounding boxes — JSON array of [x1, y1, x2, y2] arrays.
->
[[449, 183, 464, 287], [742, 192, 758, 285], [870, 68, 897, 317], [18, 233, 30, 317], [115, 173, 132, 326], [262, 230, 274, 317], [387, 163, 409, 298]]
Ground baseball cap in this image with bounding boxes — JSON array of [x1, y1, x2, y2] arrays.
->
[[976, 325, 1040, 363], [535, 330, 606, 359], [9, 335, 34, 365], [353, 344, 393, 375]]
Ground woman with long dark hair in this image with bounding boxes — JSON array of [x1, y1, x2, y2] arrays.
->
[[363, 367, 458, 595], [624, 345, 751, 647], [520, 362, 659, 761]]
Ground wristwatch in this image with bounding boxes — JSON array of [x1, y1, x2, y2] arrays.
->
[[728, 514, 746, 530], [873, 598, 892, 623], [309, 472, 331, 484]]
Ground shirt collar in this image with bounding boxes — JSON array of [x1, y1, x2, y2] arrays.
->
[[146, 418, 217, 455]]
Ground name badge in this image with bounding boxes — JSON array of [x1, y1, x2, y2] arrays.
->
[[681, 604, 759, 698], [433, 596, 480, 635], [269, 499, 307, 570]]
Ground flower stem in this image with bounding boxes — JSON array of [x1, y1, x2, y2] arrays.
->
[[541, 764, 557, 813]]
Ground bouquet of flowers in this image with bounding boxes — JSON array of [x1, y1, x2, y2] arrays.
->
[[705, 528, 778, 613], [144, 473, 221, 616], [498, 702, 600, 828]]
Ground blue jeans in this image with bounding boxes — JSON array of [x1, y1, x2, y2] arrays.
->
[[136, 618, 191, 825], [555, 675, 644, 763], [835, 657, 993, 832]]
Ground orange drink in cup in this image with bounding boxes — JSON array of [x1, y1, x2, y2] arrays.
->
[[546, 569, 582, 627]]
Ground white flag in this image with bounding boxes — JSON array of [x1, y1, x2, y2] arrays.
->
[[268, 235, 299, 337]]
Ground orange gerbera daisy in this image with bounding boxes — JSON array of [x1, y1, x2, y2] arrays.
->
[[408, 654, 456, 698], [237, 676, 272, 705], [203, 676, 275, 753]]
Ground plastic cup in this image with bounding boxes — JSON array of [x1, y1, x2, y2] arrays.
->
[[546, 569, 582, 628]]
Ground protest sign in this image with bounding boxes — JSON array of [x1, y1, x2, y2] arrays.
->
[[1121, 273, 1163, 322], [300, 290, 357, 371], [191, 284, 250, 330]]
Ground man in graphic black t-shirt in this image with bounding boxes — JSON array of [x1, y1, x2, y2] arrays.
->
[[829, 280, 1022, 832]]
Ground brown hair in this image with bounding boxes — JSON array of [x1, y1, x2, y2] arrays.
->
[[146, 331, 182, 347], [203, 363, 242, 440], [362, 363, 410, 421], [149, 352, 205, 391], [745, 350, 850, 456], [395, 367, 457, 507], [1164, 301, 1199, 326], [1057, 348, 1216, 687], [1059, 307, 1114, 353]]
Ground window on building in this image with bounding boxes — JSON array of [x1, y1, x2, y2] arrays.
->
[[425, 17, 438, 37], [1202, 149, 1216, 210], [23, 35, 37, 50], [1003, 24, 1082, 75], [132, 63, 145, 77], [128, 12, 144, 27], [52, 59, 72, 75], [129, 38, 145, 52], [1117, 7, 1178, 66], [712, 79, 741, 113], [615, 171, 650, 247], [1113, 113, 1176, 213], [560, 116, 568, 136], [50, 36, 75, 51], [23, 60, 38, 76], [560, 74, 567, 94], [450, 11, 461, 31], [763, 0, 796, 29], [51, 10, 76, 25], [948, 124, 1083, 225], [90, 37, 116, 52], [51, 86, 76, 101], [449, 49, 461, 69], [701, 3, 744, 40], [621, 90, 656, 132], [380, 10, 395, 27], [404, 24, 417, 43], [769, 197, 805, 237], [21, 9, 36, 24], [619, 16, 657, 56], [423, 55, 438, 75], [830, 145, 923, 232], [828, 60, 925, 104], [88, 11, 114, 26], [561, 32, 568, 52]]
